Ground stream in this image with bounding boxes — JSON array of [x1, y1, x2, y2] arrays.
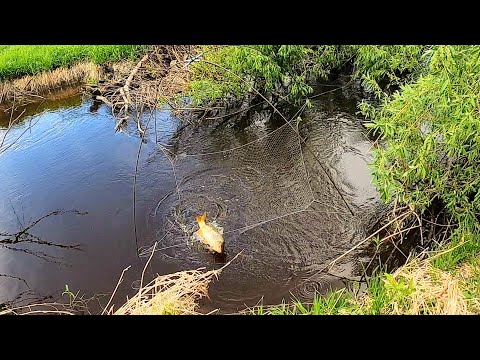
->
[[0, 80, 385, 313]]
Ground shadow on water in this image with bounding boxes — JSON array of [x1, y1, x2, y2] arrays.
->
[[0, 79, 388, 313]]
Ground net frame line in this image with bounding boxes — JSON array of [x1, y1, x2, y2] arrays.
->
[[143, 96, 354, 254]]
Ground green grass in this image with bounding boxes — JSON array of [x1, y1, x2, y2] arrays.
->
[[253, 289, 363, 315], [460, 258, 480, 313], [0, 45, 147, 80]]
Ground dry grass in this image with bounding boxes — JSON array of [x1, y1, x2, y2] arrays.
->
[[0, 266, 221, 315], [112, 250, 241, 315], [113, 268, 220, 315], [457, 260, 480, 313], [369, 259, 471, 315], [0, 62, 100, 104], [0, 266, 223, 315]]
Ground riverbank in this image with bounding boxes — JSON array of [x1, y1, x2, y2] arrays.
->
[[0, 45, 144, 80], [249, 255, 480, 315], [0, 45, 146, 105]]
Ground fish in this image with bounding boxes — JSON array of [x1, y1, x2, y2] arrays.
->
[[195, 212, 224, 254]]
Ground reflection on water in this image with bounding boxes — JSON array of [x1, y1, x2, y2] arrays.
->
[[0, 87, 83, 127], [154, 80, 385, 311]]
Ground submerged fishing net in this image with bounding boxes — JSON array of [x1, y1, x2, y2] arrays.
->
[[135, 101, 379, 306], [174, 119, 315, 233]]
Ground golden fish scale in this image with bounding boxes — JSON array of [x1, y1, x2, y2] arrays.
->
[[196, 224, 224, 248]]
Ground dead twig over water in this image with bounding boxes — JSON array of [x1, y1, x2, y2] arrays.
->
[[0, 209, 87, 265]]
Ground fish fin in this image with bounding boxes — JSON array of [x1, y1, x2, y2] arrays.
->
[[196, 229, 205, 242]]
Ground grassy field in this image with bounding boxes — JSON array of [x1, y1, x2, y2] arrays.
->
[[0, 45, 146, 80]]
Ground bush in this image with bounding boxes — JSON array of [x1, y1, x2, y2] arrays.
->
[[189, 45, 480, 267], [189, 45, 352, 105], [362, 45, 480, 266]]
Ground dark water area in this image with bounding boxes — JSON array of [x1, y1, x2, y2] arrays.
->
[[0, 90, 180, 312], [0, 80, 385, 313]]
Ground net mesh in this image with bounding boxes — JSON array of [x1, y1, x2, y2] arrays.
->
[[135, 105, 377, 305], [172, 119, 315, 234]]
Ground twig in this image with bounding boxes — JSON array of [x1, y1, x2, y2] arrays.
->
[[140, 241, 158, 291], [132, 111, 156, 255], [95, 95, 114, 108], [135, 98, 145, 137], [429, 241, 470, 261], [0, 274, 30, 289], [0, 103, 26, 150], [16, 310, 75, 315], [205, 101, 266, 120], [124, 54, 149, 101], [102, 265, 131, 315], [151, 192, 173, 217], [115, 54, 149, 130]]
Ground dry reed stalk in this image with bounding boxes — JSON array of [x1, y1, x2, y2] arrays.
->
[[113, 268, 218, 315], [114, 251, 242, 315], [0, 303, 75, 315], [0, 291, 102, 315]]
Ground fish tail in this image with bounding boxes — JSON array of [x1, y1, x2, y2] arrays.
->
[[196, 212, 207, 225]]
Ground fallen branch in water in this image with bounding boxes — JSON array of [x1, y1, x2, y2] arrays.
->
[[115, 54, 149, 131], [89, 46, 197, 134], [124, 54, 149, 103], [94, 95, 115, 109]]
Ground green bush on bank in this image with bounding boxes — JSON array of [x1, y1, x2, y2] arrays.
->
[[189, 45, 353, 105], [188, 45, 425, 105], [362, 46, 480, 268]]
